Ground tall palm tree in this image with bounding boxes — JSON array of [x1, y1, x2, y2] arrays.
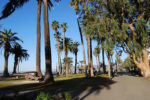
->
[[70, 1, 87, 74], [12, 44, 29, 74], [88, 35, 94, 77], [52, 20, 60, 75], [43, 0, 54, 83], [53, 32, 61, 75], [0, 29, 22, 77], [36, 0, 42, 78], [70, 41, 80, 74], [60, 23, 68, 58]]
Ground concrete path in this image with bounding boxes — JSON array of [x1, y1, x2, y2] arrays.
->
[[0, 80, 39, 84], [76, 74, 150, 100]]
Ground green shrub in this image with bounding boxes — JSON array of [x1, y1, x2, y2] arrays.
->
[[64, 92, 71, 100], [36, 92, 72, 100], [36, 92, 52, 100]]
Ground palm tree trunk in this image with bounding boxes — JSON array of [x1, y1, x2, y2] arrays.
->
[[63, 32, 66, 57], [60, 57, 62, 74], [66, 63, 69, 77], [13, 56, 18, 74], [98, 54, 101, 72], [36, 0, 42, 78], [76, 12, 87, 76], [106, 52, 111, 78], [17, 58, 20, 73], [95, 56, 98, 71], [74, 53, 77, 74], [89, 38, 94, 77], [56, 38, 61, 75], [86, 35, 90, 76], [3, 50, 9, 77], [102, 48, 106, 73], [43, 0, 54, 83]]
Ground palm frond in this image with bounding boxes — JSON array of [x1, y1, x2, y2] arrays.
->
[[11, 36, 23, 42], [0, 0, 29, 20]]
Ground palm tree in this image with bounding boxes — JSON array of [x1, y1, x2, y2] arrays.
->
[[94, 46, 101, 72], [70, 41, 80, 74], [70, 1, 87, 75], [59, 38, 72, 58], [36, 0, 42, 78], [87, 35, 94, 77], [0, 29, 22, 77], [43, 0, 54, 83], [12, 44, 29, 74], [52, 20, 60, 75], [59, 37, 72, 77], [52, 20, 59, 32], [53, 32, 61, 75], [60, 23, 68, 58], [63, 57, 73, 77], [0, 0, 29, 20]]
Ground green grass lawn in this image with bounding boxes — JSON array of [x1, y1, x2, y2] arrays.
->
[[0, 74, 114, 92], [0, 77, 25, 81]]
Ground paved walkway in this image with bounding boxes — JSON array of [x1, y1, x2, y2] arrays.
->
[[76, 74, 150, 100]]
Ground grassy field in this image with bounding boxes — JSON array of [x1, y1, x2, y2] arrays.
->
[[0, 74, 114, 92]]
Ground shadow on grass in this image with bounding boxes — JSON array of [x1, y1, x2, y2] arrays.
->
[[0, 76, 116, 100]]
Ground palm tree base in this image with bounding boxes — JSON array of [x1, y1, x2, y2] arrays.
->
[[43, 75, 54, 83], [3, 72, 9, 77]]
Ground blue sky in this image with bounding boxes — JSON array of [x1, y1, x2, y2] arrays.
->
[[0, 0, 127, 73]]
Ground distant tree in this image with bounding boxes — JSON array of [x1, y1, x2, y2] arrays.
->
[[115, 54, 122, 71], [93, 48, 98, 70], [12, 44, 29, 73], [52, 20, 59, 32], [70, 41, 80, 74], [63, 57, 73, 77], [93, 46, 101, 72], [0, 29, 22, 77], [122, 57, 137, 72], [59, 37, 72, 77]]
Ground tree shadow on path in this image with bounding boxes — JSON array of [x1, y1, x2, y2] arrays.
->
[[0, 76, 116, 100]]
